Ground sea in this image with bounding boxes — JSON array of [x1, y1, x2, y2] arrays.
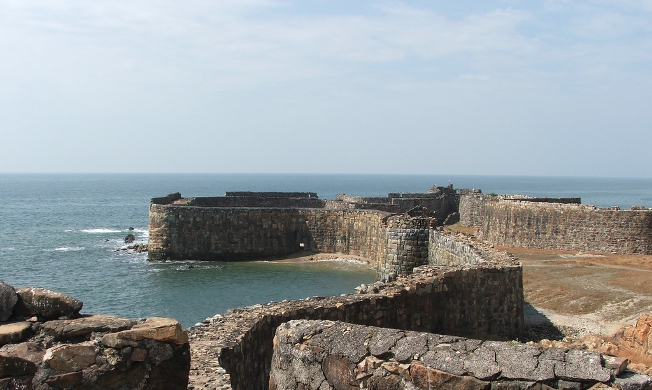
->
[[1, 173, 651, 328]]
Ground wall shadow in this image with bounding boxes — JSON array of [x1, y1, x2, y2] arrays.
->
[[522, 301, 565, 341]]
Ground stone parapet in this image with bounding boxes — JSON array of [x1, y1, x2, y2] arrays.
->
[[188, 244, 523, 389], [270, 320, 647, 390]]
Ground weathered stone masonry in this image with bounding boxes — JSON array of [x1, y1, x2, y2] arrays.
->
[[188, 234, 523, 390], [271, 320, 641, 390], [459, 194, 652, 254], [149, 189, 524, 389], [149, 191, 458, 280]]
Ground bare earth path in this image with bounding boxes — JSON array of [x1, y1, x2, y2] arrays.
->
[[502, 247, 652, 339]]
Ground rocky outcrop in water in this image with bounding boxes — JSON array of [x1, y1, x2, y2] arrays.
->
[[0, 282, 190, 389]]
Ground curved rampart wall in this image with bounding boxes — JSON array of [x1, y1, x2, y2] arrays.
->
[[429, 230, 485, 266], [460, 197, 652, 254], [189, 232, 523, 390]]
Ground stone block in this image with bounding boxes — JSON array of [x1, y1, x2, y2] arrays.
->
[[556, 380, 582, 390], [41, 314, 136, 341], [554, 349, 611, 383], [603, 355, 628, 376], [45, 372, 83, 388], [463, 346, 501, 380], [391, 333, 427, 362], [43, 341, 98, 371], [101, 317, 187, 347], [367, 374, 403, 390], [613, 371, 652, 390], [0, 322, 32, 347], [0, 345, 41, 376]]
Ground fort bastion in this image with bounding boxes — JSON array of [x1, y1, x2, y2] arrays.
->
[[146, 187, 652, 389]]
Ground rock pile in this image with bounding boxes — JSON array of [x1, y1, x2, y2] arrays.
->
[[614, 314, 652, 359], [0, 281, 190, 389], [271, 320, 652, 390]]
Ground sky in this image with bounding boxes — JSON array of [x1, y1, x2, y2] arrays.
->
[[0, 1, 650, 176]]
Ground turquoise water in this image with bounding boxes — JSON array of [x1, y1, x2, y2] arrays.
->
[[1, 173, 651, 327]]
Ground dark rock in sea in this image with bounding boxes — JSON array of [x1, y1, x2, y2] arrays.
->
[[13, 287, 83, 320], [127, 244, 148, 253], [0, 281, 18, 322], [125, 234, 136, 244]]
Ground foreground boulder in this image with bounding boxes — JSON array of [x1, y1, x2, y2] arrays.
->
[[0, 282, 190, 389], [614, 314, 652, 358], [14, 287, 83, 320]]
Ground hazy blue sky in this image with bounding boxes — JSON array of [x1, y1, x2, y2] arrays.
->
[[1, 1, 650, 176]]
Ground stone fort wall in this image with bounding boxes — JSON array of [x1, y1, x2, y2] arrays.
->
[[148, 205, 392, 264], [148, 190, 463, 279], [148, 190, 527, 389], [459, 195, 652, 254], [188, 231, 523, 390]]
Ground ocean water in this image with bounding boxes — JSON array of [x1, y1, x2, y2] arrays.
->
[[1, 173, 651, 328]]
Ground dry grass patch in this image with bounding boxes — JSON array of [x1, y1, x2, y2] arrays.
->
[[513, 247, 652, 320], [444, 223, 476, 235]]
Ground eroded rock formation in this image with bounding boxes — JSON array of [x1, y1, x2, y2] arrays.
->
[[0, 281, 190, 389]]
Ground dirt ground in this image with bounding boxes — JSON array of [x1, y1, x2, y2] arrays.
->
[[498, 246, 652, 340]]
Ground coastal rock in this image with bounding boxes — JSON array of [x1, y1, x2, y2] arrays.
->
[[613, 314, 652, 358], [14, 287, 83, 320], [41, 314, 136, 341], [0, 282, 18, 322], [125, 234, 136, 244], [0, 322, 32, 347], [102, 317, 188, 348], [127, 243, 148, 253], [43, 341, 98, 372], [0, 342, 45, 376], [45, 372, 84, 388]]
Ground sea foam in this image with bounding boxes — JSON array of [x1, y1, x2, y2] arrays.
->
[[82, 228, 122, 234]]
